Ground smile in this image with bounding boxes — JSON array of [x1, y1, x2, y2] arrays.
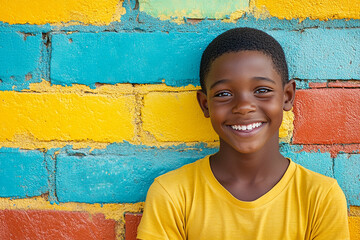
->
[[231, 122, 263, 131]]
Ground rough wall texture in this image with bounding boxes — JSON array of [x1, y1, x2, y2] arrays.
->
[[0, 0, 359, 239]]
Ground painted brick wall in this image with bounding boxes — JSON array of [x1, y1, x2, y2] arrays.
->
[[0, 0, 359, 239]]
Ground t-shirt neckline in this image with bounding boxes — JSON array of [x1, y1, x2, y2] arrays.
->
[[200, 155, 297, 209]]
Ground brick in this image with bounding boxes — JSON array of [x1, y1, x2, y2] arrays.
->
[[280, 147, 333, 177], [293, 89, 360, 144], [139, 0, 249, 19], [50, 29, 360, 88], [125, 213, 143, 240], [328, 81, 360, 88], [0, 91, 135, 143], [0, 32, 44, 91], [255, 0, 360, 20], [142, 91, 217, 142], [334, 154, 360, 206], [0, 210, 116, 240], [282, 28, 360, 81], [0, 148, 47, 198], [308, 82, 327, 89], [0, 0, 124, 25], [50, 32, 213, 88], [56, 142, 217, 203], [306, 81, 360, 89]]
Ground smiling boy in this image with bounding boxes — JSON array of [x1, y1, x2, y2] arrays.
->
[[137, 28, 349, 239]]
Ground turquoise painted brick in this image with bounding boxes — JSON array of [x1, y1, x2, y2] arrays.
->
[[50, 32, 211, 88], [334, 154, 360, 206], [50, 28, 360, 88], [0, 148, 48, 198], [277, 28, 360, 81], [280, 146, 334, 177], [0, 32, 45, 90], [55, 143, 217, 203]]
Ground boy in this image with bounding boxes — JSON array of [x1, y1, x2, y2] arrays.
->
[[137, 28, 349, 239]]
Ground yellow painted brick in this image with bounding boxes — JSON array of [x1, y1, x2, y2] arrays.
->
[[142, 91, 218, 142], [349, 216, 360, 240], [26, 80, 135, 95], [0, 91, 135, 143], [0, 197, 143, 221], [255, 0, 360, 20], [0, 0, 125, 25], [279, 110, 294, 140], [142, 91, 293, 142]]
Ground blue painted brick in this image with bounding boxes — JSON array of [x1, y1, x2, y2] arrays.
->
[[277, 28, 360, 81], [50, 28, 360, 88], [0, 148, 48, 198], [50, 32, 211, 88], [334, 154, 360, 206], [0, 32, 45, 90], [55, 143, 217, 203], [280, 147, 334, 177]]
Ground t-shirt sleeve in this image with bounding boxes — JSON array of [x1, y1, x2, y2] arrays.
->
[[137, 179, 185, 240], [311, 181, 350, 240]]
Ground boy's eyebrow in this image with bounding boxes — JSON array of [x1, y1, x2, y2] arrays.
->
[[209, 77, 276, 90], [253, 77, 276, 84], [209, 79, 230, 90]]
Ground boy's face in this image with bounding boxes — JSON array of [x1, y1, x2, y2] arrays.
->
[[197, 50, 295, 154]]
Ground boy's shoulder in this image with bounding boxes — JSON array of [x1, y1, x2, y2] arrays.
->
[[292, 160, 339, 192]]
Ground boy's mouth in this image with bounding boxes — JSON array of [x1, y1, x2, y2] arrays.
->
[[230, 122, 263, 131]]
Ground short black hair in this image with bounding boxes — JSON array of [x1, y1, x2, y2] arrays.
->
[[199, 27, 289, 92]]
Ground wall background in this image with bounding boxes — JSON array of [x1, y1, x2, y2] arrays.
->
[[0, 0, 359, 239]]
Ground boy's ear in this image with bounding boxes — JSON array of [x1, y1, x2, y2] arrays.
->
[[197, 90, 210, 118], [283, 79, 296, 111]]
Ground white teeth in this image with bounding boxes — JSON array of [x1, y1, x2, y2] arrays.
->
[[231, 122, 263, 131]]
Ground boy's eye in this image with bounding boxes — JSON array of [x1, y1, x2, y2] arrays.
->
[[255, 88, 272, 94], [214, 92, 232, 97]]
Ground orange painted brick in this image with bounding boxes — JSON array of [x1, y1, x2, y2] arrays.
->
[[293, 89, 360, 144], [125, 213, 143, 240], [308, 82, 327, 88], [328, 81, 360, 88], [301, 144, 360, 158], [0, 210, 116, 240]]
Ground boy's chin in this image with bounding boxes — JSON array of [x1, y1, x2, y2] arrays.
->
[[219, 134, 280, 155], [220, 140, 264, 155]]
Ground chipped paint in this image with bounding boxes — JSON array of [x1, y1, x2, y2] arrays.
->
[[139, 0, 249, 21], [0, 196, 143, 221]]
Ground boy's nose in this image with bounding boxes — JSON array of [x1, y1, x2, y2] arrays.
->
[[232, 95, 256, 115]]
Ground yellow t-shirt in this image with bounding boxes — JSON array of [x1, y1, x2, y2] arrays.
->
[[137, 156, 349, 240]]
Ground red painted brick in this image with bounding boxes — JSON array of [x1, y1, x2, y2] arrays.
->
[[125, 213, 142, 240], [308, 82, 327, 88], [293, 89, 360, 144], [328, 80, 360, 88], [300, 144, 360, 158], [0, 210, 116, 240]]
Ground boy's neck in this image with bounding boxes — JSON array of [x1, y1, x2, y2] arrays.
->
[[210, 135, 287, 182]]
